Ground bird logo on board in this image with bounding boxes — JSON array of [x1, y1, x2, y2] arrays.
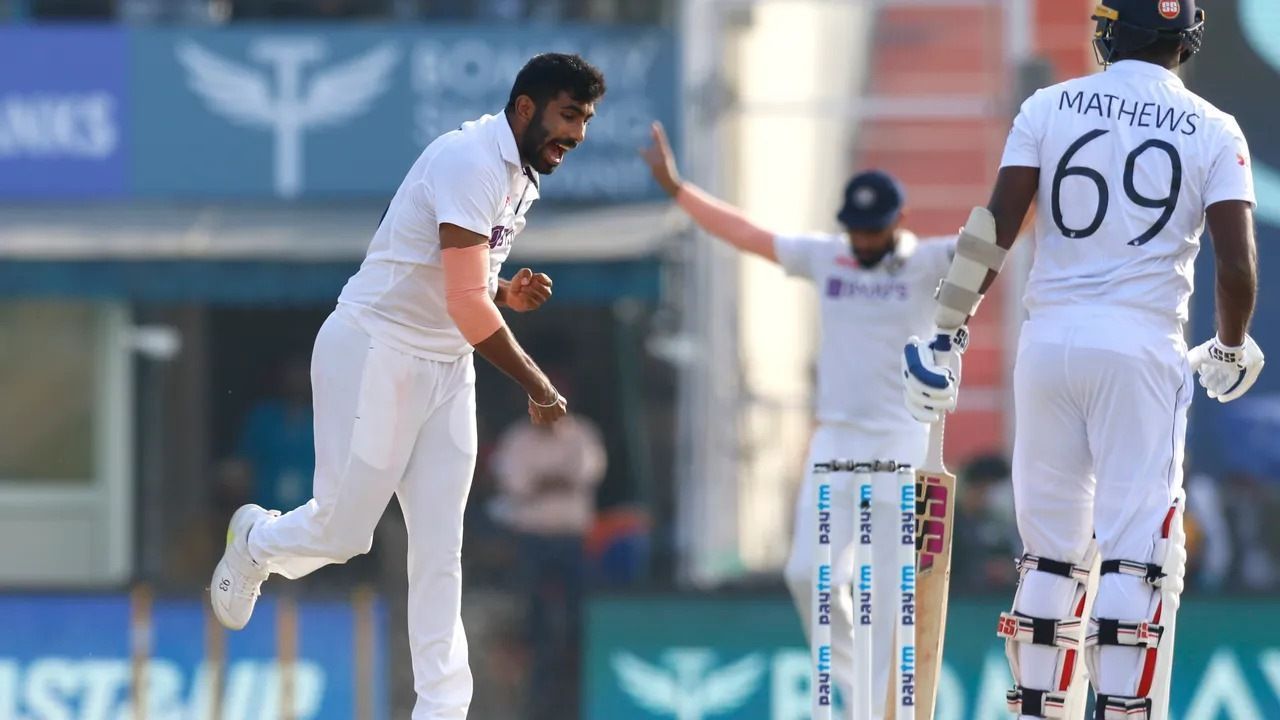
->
[[1158, 0, 1180, 19], [611, 649, 765, 719], [177, 38, 399, 199]]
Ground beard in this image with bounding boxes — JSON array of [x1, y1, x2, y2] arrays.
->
[[854, 245, 893, 268], [519, 105, 574, 175]]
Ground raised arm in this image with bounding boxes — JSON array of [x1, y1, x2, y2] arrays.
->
[[641, 121, 779, 262]]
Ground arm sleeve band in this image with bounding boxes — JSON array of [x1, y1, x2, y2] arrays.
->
[[935, 207, 1000, 330], [442, 244, 505, 345], [676, 184, 778, 262]]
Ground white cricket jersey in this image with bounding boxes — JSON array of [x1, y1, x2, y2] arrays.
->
[[775, 231, 955, 430], [1003, 60, 1255, 324], [338, 112, 539, 360]]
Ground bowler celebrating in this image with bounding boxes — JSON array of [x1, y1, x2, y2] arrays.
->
[[209, 54, 606, 719]]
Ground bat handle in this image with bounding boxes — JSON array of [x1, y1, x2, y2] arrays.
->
[[925, 417, 946, 471]]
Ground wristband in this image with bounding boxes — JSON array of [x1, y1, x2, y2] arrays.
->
[[529, 393, 561, 408]]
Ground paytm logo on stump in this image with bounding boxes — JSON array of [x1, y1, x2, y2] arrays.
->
[[176, 38, 398, 198]]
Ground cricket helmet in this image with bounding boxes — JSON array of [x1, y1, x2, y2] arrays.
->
[[1092, 0, 1206, 65]]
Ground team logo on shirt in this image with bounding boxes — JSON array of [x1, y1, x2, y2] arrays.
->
[[1157, 0, 1180, 19], [489, 225, 515, 249], [825, 277, 908, 301]]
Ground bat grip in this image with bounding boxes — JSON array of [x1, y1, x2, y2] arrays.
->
[[925, 417, 946, 471]]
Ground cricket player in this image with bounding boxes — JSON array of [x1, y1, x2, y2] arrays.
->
[[642, 122, 954, 719], [903, 2, 1261, 718], [209, 53, 606, 719]]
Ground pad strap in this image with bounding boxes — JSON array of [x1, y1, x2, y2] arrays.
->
[[1006, 686, 1069, 718], [997, 611, 1082, 649], [1094, 694, 1152, 720], [957, 229, 1008, 270], [1017, 554, 1093, 584], [1086, 618, 1164, 649], [1100, 559, 1166, 586]]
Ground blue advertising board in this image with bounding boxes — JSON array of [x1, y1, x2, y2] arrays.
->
[[0, 25, 676, 202], [585, 595, 1280, 720], [0, 27, 130, 198], [0, 594, 387, 719]]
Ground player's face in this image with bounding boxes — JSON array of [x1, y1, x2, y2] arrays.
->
[[847, 225, 897, 267], [521, 92, 596, 175]]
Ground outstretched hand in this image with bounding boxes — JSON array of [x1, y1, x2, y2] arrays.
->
[[639, 121, 683, 197]]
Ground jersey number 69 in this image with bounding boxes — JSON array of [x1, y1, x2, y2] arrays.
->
[[1050, 129, 1183, 247]]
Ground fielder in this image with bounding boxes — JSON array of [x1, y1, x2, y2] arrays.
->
[[209, 53, 606, 719], [903, 2, 1260, 718], [643, 123, 953, 719]]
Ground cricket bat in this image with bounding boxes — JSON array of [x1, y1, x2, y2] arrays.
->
[[913, 417, 955, 719]]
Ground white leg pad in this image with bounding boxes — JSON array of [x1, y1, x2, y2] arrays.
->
[[1085, 491, 1187, 720], [1000, 545, 1099, 718]]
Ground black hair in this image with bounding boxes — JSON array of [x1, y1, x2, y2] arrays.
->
[[505, 53, 606, 112]]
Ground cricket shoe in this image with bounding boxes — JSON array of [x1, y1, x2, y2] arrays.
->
[[210, 504, 279, 630]]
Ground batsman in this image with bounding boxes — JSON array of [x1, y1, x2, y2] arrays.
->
[[903, 2, 1261, 718], [642, 123, 956, 719]]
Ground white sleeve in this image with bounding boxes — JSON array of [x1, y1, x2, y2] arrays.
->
[[1203, 117, 1256, 208], [922, 235, 958, 282], [773, 233, 826, 279], [1000, 90, 1046, 169], [430, 148, 505, 238]]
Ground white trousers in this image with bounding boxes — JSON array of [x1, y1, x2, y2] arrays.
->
[[784, 423, 927, 720], [1010, 308, 1190, 710], [249, 309, 478, 720]]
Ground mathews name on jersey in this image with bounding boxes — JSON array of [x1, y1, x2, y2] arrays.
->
[[1004, 59, 1255, 323]]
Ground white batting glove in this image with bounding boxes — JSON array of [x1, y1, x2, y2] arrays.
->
[[902, 327, 968, 423], [1188, 334, 1265, 403]]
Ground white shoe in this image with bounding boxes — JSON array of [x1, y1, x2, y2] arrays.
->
[[210, 504, 278, 630]]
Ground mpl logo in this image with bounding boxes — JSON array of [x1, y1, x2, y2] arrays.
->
[[176, 39, 398, 198], [611, 649, 766, 720]]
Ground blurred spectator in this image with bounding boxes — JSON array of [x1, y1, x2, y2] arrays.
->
[[951, 454, 1019, 594], [230, 356, 315, 514], [586, 505, 651, 586], [488, 372, 606, 720]]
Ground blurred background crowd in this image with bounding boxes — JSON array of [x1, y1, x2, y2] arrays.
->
[[3, 0, 1280, 718]]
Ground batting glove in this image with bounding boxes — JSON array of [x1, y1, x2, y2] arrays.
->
[[902, 326, 968, 423], [1188, 334, 1265, 403]]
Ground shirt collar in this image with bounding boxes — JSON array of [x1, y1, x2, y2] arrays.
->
[[1107, 59, 1185, 88], [493, 112, 540, 191], [493, 112, 525, 168]]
